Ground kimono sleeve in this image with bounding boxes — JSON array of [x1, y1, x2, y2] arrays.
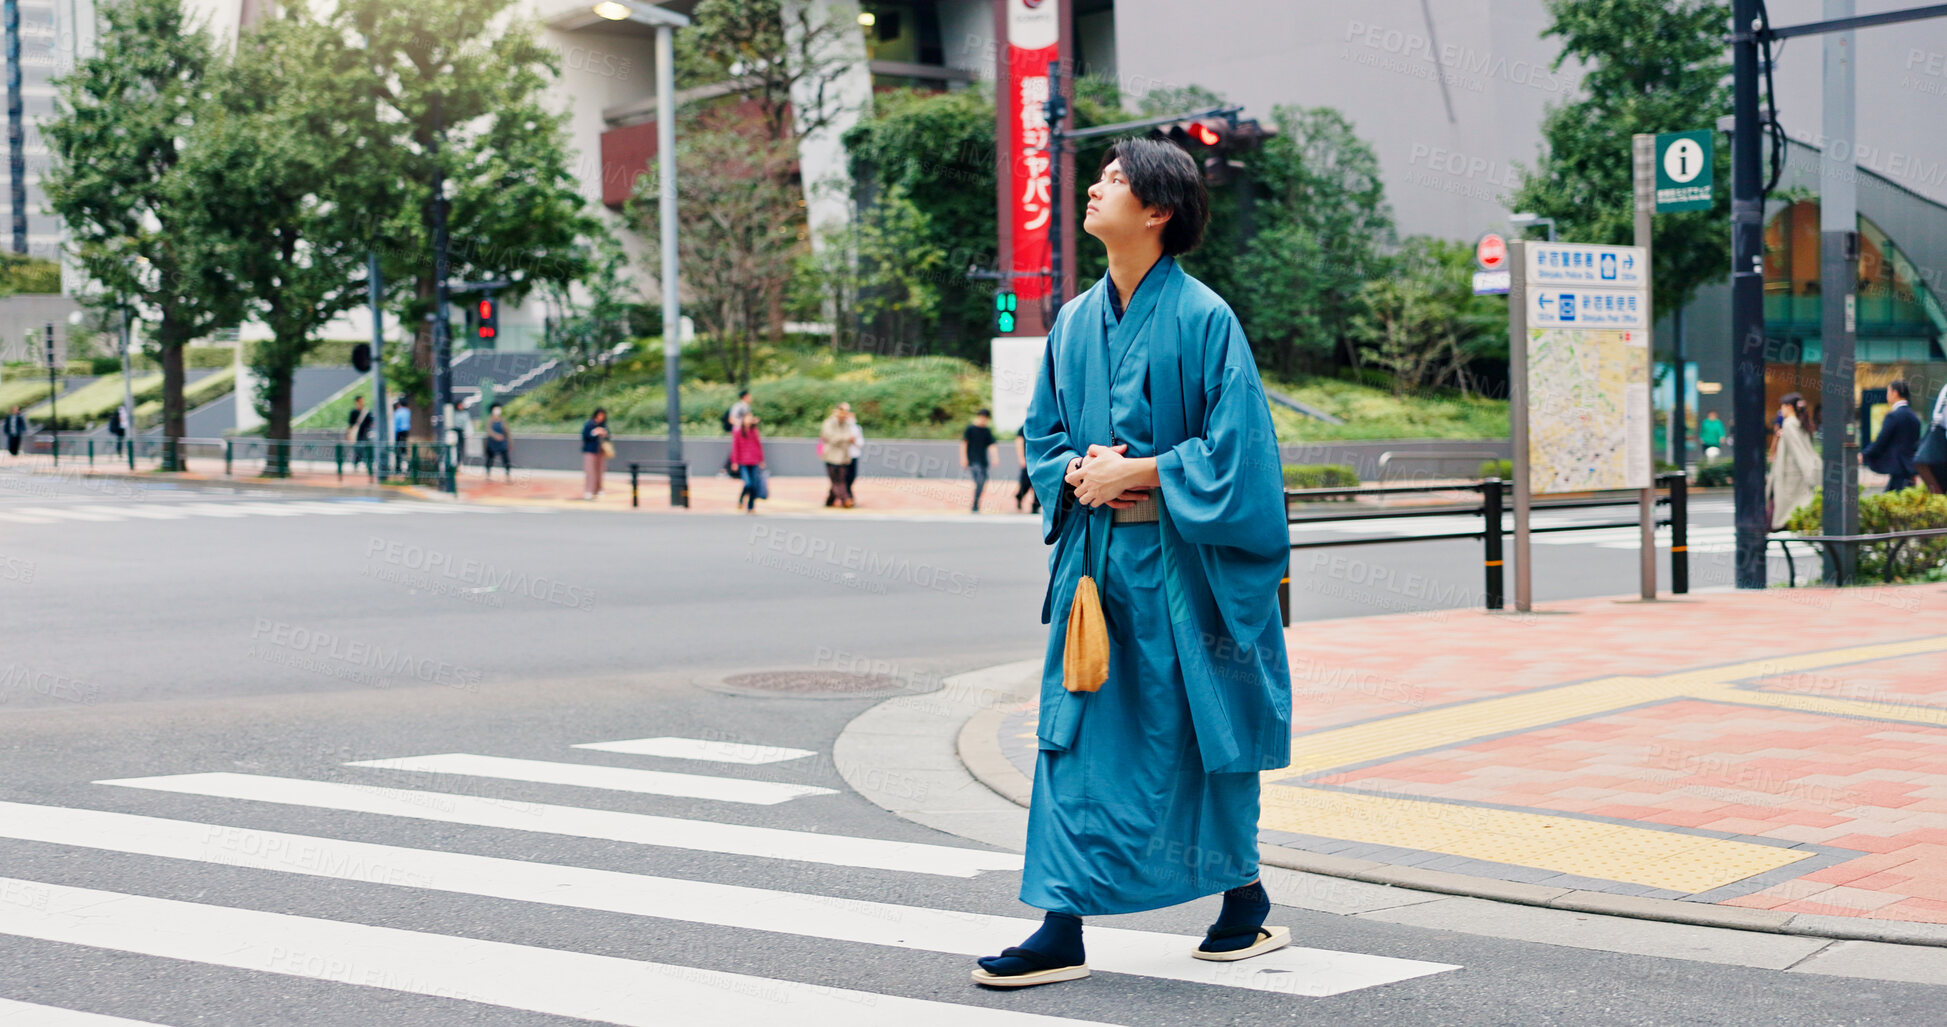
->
[[1023, 326, 1081, 545], [1153, 310, 1289, 562]]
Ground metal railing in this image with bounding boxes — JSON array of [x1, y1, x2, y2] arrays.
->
[[1768, 526, 1947, 586], [33, 433, 457, 490], [1277, 473, 1690, 620]]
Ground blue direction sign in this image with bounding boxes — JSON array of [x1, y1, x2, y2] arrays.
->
[[1525, 243, 1648, 289], [1530, 288, 1647, 330]]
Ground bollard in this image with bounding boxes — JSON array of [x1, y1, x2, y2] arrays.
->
[[335, 442, 345, 480], [126, 435, 135, 471], [224, 439, 233, 476], [1482, 478, 1505, 610], [670, 462, 689, 508], [87, 439, 94, 466], [630, 463, 640, 508], [1669, 472, 1689, 595]]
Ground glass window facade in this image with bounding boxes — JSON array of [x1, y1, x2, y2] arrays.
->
[[1762, 199, 1947, 364]]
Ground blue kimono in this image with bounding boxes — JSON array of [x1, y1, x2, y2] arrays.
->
[[1020, 256, 1292, 917]]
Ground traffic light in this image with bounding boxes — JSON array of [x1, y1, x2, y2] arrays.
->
[[994, 291, 1017, 333], [1160, 119, 1225, 151], [476, 296, 497, 341]]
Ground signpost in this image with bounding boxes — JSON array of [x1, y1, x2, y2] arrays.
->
[[1508, 240, 1653, 612], [1653, 130, 1714, 213]]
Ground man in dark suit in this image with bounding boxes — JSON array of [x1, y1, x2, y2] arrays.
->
[[3, 405, 24, 456], [1863, 379, 1923, 492]]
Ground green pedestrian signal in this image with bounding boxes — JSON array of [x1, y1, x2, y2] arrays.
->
[[994, 291, 1018, 333]]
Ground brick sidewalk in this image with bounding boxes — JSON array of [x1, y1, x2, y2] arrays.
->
[[996, 584, 1947, 925]]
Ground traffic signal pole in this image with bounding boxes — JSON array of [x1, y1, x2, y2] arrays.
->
[[1730, 0, 1768, 588]]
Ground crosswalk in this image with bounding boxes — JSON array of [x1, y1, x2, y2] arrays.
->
[[0, 498, 550, 524], [0, 731, 1460, 1024]]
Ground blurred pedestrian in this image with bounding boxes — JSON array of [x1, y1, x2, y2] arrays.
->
[[1766, 392, 1820, 530], [4, 405, 25, 457], [722, 388, 751, 477], [392, 398, 411, 467], [1698, 411, 1725, 459], [842, 401, 864, 502], [345, 395, 375, 472], [1862, 379, 1922, 493], [450, 397, 473, 471], [582, 407, 611, 500], [1015, 432, 1040, 513], [963, 408, 996, 512], [107, 403, 128, 456], [483, 403, 512, 479], [729, 413, 768, 513], [819, 404, 855, 508], [1918, 381, 1947, 494]]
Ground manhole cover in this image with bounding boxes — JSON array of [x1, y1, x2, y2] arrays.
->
[[701, 669, 928, 699]]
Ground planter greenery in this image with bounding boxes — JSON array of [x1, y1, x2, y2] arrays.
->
[[1283, 464, 1361, 490], [1784, 487, 1947, 582]]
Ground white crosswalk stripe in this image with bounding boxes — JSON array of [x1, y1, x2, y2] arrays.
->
[[0, 801, 1456, 998], [573, 735, 818, 764], [346, 752, 839, 805], [2, 735, 1462, 1022], [97, 772, 1023, 876], [0, 997, 172, 1025], [0, 876, 1109, 1027]]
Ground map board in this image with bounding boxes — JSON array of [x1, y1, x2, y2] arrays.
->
[[1524, 327, 1651, 494]]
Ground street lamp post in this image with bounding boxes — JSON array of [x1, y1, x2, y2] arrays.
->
[[594, 0, 689, 506]]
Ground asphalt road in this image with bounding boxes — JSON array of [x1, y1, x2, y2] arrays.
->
[[0, 472, 1919, 1027]]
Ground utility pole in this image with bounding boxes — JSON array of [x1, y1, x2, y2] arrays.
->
[[429, 91, 452, 493], [658, 16, 684, 505], [1730, 0, 1768, 589], [1818, 0, 1860, 584], [368, 250, 386, 479]]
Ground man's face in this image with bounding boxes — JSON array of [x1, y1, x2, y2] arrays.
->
[[1084, 159, 1162, 243]]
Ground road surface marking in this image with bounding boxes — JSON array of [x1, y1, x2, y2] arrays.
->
[[0, 801, 1458, 997], [0, 875, 1104, 1027], [7, 505, 128, 521], [95, 773, 1021, 877], [573, 736, 818, 765], [346, 753, 837, 805], [0, 997, 171, 1025]]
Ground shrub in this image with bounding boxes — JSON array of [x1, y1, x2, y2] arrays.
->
[[1784, 487, 1947, 582], [1479, 458, 1513, 480], [1695, 462, 1734, 488], [1284, 464, 1361, 490]]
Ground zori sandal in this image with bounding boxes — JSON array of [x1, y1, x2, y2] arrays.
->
[[1192, 925, 1292, 962], [971, 947, 1090, 988]]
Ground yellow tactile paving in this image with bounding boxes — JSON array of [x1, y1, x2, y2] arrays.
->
[[1258, 635, 1947, 893], [1261, 785, 1815, 892]]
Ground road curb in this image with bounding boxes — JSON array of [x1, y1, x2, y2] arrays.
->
[[950, 664, 1947, 951]]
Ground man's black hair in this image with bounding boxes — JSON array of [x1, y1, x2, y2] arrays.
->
[[738, 388, 751, 399], [1098, 137, 1210, 256], [1890, 379, 1911, 401], [976, 408, 991, 418]]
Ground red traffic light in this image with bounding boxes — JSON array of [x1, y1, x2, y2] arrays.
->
[[476, 297, 497, 340], [1189, 122, 1221, 146]]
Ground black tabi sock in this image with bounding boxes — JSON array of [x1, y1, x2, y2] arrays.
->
[[977, 911, 1085, 973], [1203, 881, 1271, 950]]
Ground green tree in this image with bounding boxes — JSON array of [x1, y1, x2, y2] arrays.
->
[[1509, 0, 1731, 319], [838, 87, 995, 358], [632, 128, 800, 384], [675, 0, 861, 142], [1354, 237, 1506, 395], [179, 8, 398, 470], [44, 0, 244, 468], [1235, 105, 1393, 373], [333, 0, 605, 439]]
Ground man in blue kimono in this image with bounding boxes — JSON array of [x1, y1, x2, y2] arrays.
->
[[973, 138, 1293, 989]]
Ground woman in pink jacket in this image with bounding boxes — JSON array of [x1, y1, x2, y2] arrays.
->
[[729, 414, 768, 513]]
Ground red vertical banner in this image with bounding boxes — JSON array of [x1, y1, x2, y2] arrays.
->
[[1004, 0, 1060, 305]]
